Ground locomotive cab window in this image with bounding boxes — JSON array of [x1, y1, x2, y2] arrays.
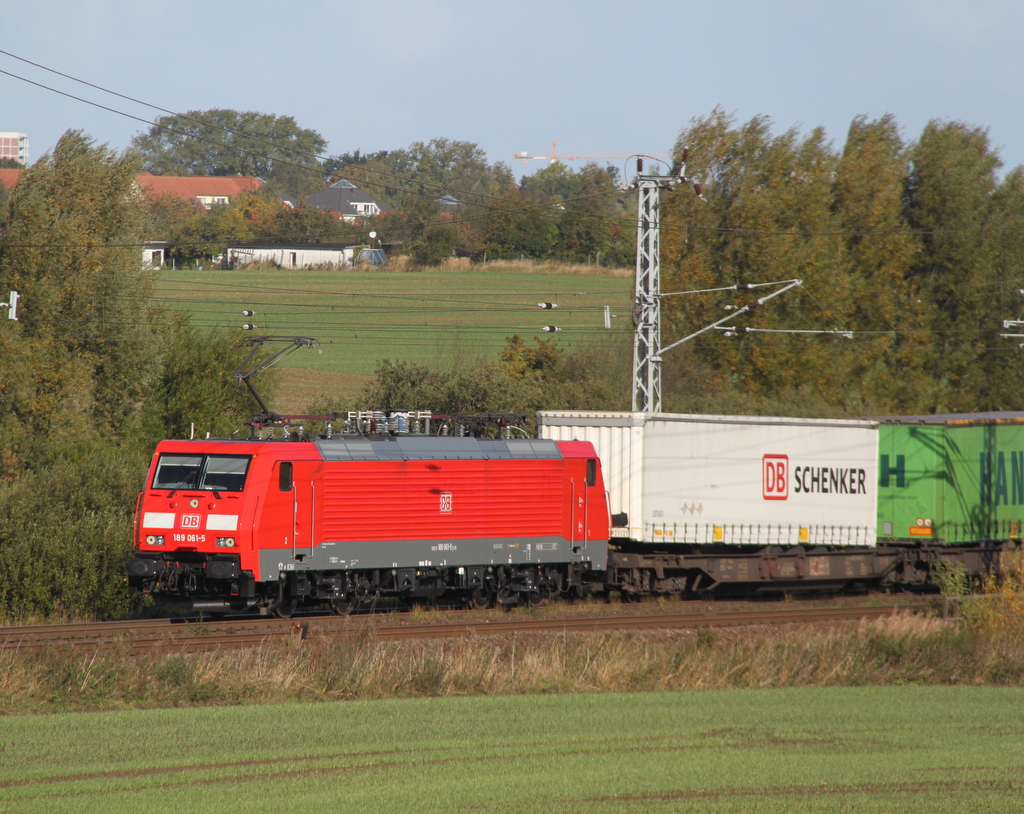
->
[[586, 458, 597, 487], [279, 462, 293, 491], [152, 453, 252, 493]]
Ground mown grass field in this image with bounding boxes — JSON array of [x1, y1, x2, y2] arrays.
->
[[153, 260, 634, 411], [1, 686, 1021, 813]]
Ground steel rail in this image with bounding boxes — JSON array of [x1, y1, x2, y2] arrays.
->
[[1, 601, 932, 656]]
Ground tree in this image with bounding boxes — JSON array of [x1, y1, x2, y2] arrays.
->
[[139, 321, 258, 440], [654, 109, 1024, 416], [327, 138, 516, 210], [551, 163, 628, 263], [832, 114, 924, 411], [412, 221, 460, 265], [903, 120, 1011, 411], [362, 336, 622, 420], [0, 177, 8, 229], [660, 110, 843, 410], [0, 130, 269, 621], [130, 109, 327, 197], [0, 131, 158, 438]]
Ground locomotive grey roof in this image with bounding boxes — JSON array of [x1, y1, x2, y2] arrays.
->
[[314, 436, 562, 461]]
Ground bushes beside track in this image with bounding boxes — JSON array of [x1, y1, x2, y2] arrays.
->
[[3, 612, 1023, 714], [0, 444, 149, 621]]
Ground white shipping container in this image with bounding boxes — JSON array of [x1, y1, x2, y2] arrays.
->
[[539, 411, 879, 547]]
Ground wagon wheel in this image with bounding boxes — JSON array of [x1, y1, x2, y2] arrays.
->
[[468, 587, 494, 610]]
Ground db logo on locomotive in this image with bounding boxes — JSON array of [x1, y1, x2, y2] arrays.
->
[[180, 514, 202, 528]]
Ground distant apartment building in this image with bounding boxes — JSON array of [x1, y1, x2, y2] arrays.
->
[[0, 132, 29, 165]]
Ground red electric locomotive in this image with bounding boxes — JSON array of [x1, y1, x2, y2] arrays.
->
[[127, 430, 610, 616]]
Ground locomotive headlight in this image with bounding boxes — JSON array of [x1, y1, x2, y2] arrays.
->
[[215, 537, 236, 548], [145, 535, 165, 546]]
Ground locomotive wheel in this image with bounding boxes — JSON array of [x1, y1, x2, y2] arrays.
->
[[331, 595, 357, 616], [468, 587, 494, 610], [525, 589, 548, 608], [271, 599, 295, 619]]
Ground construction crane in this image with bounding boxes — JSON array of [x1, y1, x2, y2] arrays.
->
[[515, 141, 669, 165]]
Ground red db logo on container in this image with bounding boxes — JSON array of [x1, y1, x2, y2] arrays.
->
[[763, 455, 788, 500]]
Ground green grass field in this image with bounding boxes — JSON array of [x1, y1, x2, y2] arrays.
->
[[153, 261, 634, 411], [1, 686, 1021, 813]]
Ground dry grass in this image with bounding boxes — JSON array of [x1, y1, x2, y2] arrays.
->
[[343, 256, 632, 276], [964, 549, 1024, 642], [476, 259, 634, 277], [3, 611, 1023, 714]]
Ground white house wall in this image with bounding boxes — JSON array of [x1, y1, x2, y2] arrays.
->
[[230, 247, 356, 268]]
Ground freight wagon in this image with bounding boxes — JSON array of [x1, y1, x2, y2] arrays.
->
[[877, 412, 1024, 545], [539, 410, 995, 595], [537, 411, 878, 547]]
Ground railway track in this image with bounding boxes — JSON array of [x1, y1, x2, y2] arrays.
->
[[0, 599, 934, 656]]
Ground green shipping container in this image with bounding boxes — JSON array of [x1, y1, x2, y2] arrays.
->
[[878, 415, 1024, 544]]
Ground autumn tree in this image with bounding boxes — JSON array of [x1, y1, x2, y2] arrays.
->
[[0, 131, 158, 438], [830, 114, 924, 411], [903, 120, 1014, 412], [327, 139, 516, 210], [655, 109, 1024, 416], [659, 110, 845, 411], [131, 109, 328, 197], [362, 335, 620, 419], [0, 131, 261, 620]]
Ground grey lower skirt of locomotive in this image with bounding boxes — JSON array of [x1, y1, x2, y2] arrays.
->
[[129, 551, 592, 617]]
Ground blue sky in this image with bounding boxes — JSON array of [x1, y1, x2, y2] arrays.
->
[[3, 0, 1022, 178]]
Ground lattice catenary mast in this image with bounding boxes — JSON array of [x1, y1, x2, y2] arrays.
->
[[630, 154, 700, 413]]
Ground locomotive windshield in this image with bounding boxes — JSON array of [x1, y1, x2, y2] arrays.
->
[[152, 453, 252, 493]]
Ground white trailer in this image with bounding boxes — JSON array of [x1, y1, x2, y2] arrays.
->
[[538, 411, 879, 548]]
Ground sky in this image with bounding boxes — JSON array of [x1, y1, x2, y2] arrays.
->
[[3, 0, 1023, 179]]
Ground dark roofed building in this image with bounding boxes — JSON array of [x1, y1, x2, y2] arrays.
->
[[307, 179, 390, 223], [437, 194, 462, 214]]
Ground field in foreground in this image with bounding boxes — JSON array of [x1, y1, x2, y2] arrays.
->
[[0, 686, 1021, 813]]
